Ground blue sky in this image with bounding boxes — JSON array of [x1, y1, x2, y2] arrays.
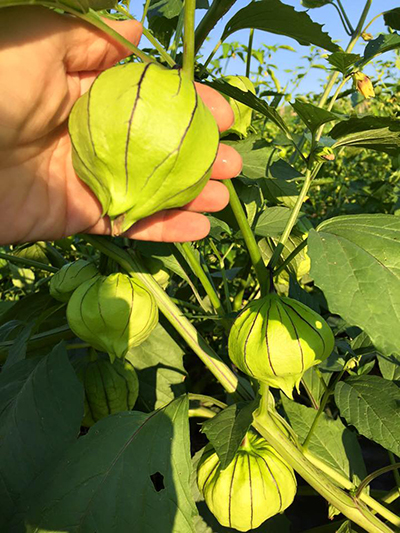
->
[[132, 1, 398, 95]]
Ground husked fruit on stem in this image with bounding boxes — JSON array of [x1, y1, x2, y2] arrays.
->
[[49, 259, 99, 302], [69, 63, 219, 235], [197, 430, 297, 531], [228, 294, 334, 398]]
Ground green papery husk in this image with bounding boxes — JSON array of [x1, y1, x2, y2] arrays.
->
[[77, 354, 139, 427], [69, 63, 219, 235], [67, 273, 158, 361], [228, 294, 334, 398], [197, 431, 297, 531], [49, 259, 99, 302]]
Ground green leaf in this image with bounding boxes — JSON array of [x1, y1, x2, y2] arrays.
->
[[327, 52, 361, 75], [125, 323, 186, 411], [221, 0, 339, 53], [15, 396, 197, 533], [362, 33, 400, 65], [329, 116, 400, 156], [378, 354, 400, 381], [201, 400, 257, 469], [0, 344, 83, 527], [335, 376, 400, 456], [265, 159, 302, 207], [301, 367, 331, 408], [148, 0, 182, 18], [291, 99, 339, 134], [282, 397, 367, 484], [254, 206, 292, 237], [301, 0, 331, 7], [384, 8, 400, 31], [206, 78, 291, 138], [308, 215, 400, 357]]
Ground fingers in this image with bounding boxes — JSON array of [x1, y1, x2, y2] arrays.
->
[[182, 180, 229, 212], [211, 143, 242, 180], [123, 211, 211, 242], [63, 18, 142, 72], [195, 83, 234, 132]]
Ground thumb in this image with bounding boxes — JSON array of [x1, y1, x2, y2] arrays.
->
[[63, 17, 142, 72]]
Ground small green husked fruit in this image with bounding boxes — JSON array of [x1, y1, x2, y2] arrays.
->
[[50, 259, 99, 302], [222, 75, 256, 138], [69, 62, 219, 235], [197, 431, 297, 531], [77, 354, 139, 427], [67, 273, 158, 361], [228, 294, 334, 398]]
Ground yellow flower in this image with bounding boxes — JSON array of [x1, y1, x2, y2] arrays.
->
[[353, 72, 375, 99]]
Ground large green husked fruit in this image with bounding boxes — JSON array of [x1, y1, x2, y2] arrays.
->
[[50, 259, 99, 302], [228, 294, 334, 398], [78, 355, 139, 427], [67, 273, 158, 361], [69, 62, 219, 235], [197, 431, 297, 531]]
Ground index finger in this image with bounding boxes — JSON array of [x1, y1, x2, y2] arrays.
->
[[195, 83, 234, 133]]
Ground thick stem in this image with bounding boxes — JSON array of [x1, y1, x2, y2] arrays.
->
[[83, 236, 253, 401], [0, 251, 57, 274], [224, 180, 270, 296], [178, 242, 226, 317], [183, 0, 196, 80], [245, 28, 254, 78], [253, 386, 395, 533], [194, 0, 238, 54]]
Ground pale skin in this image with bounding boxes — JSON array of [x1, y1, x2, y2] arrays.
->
[[0, 7, 242, 245]]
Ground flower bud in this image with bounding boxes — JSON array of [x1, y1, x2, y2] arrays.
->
[[313, 146, 335, 162], [353, 72, 375, 99], [69, 63, 219, 235], [361, 32, 373, 41], [228, 294, 334, 398], [221, 75, 256, 138], [50, 259, 99, 302], [77, 353, 139, 427], [67, 273, 158, 361], [197, 431, 297, 531]]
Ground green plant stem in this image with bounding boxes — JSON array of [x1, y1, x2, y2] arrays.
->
[[0, 251, 58, 273], [170, 9, 185, 61], [253, 384, 396, 533], [382, 487, 400, 506], [183, 0, 196, 80], [141, 0, 152, 24], [273, 238, 307, 277], [83, 236, 254, 401], [209, 240, 233, 313], [188, 407, 216, 418], [356, 464, 400, 501], [302, 387, 332, 451], [170, 298, 205, 313], [336, 0, 355, 34], [304, 452, 400, 529], [199, 40, 222, 76], [268, 167, 317, 271], [245, 28, 254, 78], [224, 180, 269, 296], [178, 242, 226, 317], [389, 452, 400, 489], [330, 0, 353, 36], [188, 393, 227, 409], [194, 0, 238, 54]]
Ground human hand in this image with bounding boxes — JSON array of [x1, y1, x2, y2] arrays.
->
[[0, 7, 242, 245]]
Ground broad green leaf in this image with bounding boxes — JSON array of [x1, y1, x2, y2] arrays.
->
[[137, 241, 190, 281], [362, 33, 400, 65], [148, 0, 182, 19], [301, 367, 331, 408], [302, 0, 331, 7], [254, 206, 292, 237], [282, 397, 367, 484], [378, 354, 400, 381], [201, 400, 257, 469], [222, 0, 339, 53], [265, 159, 301, 207], [327, 52, 361, 74], [291, 99, 339, 134], [330, 116, 400, 156], [4, 322, 34, 368], [15, 396, 196, 533], [384, 8, 400, 31], [308, 215, 400, 357], [207, 78, 291, 137], [126, 323, 186, 411], [0, 344, 83, 528], [335, 376, 400, 456], [241, 146, 274, 179]]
